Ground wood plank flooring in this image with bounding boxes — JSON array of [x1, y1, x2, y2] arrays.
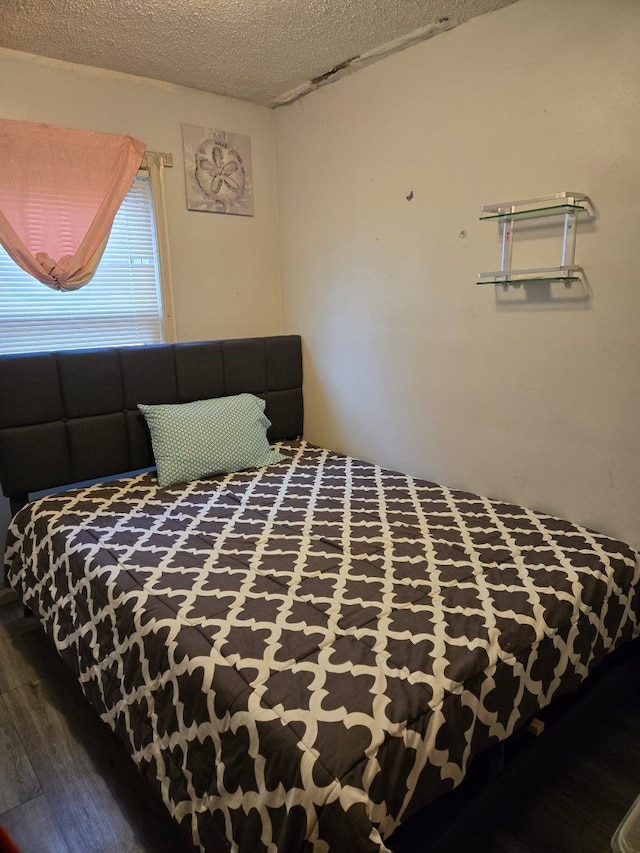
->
[[0, 592, 639, 852], [391, 688, 640, 853], [0, 598, 191, 853]]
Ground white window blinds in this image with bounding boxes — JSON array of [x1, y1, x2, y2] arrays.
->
[[0, 172, 165, 354]]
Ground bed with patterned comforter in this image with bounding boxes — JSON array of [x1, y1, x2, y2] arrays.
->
[[5, 440, 640, 852]]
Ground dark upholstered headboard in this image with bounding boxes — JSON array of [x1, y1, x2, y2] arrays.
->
[[0, 335, 303, 514]]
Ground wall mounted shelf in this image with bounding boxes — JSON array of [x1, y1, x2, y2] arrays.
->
[[479, 203, 586, 223], [477, 192, 590, 288], [476, 269, 582, 287]]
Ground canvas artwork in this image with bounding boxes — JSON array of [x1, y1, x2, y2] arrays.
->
[[182, 124, 254, 216]]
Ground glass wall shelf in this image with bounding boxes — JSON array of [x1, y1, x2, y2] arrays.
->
[[476, 265, 582, 287], [476, 193, 589, 290], [477, 275, 581, 286], [479, 203, 586, 222]]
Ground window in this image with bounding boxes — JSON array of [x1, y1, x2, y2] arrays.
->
[[0, 170, 172, 354]]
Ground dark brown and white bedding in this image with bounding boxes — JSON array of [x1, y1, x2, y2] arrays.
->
[[5, 441, 640, 852]]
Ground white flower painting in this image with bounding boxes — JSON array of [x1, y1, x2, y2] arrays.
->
[[182, 124, 254, 216]]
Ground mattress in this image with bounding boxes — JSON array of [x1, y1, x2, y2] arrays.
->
[[5, 440, 639, 852]]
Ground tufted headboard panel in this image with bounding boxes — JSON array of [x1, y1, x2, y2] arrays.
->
[[0, 335, 303, 512]]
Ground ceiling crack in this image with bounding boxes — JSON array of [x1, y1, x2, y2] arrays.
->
[[269, 16, 458, 108]]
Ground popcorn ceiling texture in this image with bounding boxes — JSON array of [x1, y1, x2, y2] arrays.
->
[[0, 0, 517, 105]]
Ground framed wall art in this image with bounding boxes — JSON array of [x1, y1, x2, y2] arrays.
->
[[182, 124, 254, 216]]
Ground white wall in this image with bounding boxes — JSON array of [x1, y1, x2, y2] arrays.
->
[[275, 0, 640, 547], [0, 47, 282, 343]]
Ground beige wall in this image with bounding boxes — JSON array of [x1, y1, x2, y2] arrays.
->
[[0, 47, 282, 343], [275, 0, 640, 547]]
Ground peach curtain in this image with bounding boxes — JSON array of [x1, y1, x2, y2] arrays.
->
[[0, 119, 145, 291]]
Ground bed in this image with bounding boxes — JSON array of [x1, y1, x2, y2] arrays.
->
[[1, 335, 639, 852]]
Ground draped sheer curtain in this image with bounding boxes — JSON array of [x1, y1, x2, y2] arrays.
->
[[0, 119, 145, 291]]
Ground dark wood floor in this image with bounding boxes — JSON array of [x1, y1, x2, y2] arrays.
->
[[0, 591, 191, 853], [0, 589, 639, 852], [391, 673, 640, 853]]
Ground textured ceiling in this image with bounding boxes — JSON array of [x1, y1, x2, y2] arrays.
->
[[0, 0, 518, 106]]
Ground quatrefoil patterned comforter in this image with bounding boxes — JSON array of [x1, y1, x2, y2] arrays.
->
[[5, 441, 640, 852]]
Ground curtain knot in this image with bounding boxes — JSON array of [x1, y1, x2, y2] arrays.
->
[[0, 119, 145, 291]]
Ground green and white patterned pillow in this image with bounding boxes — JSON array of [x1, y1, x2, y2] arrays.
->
[[138, 393, 287, 487]]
